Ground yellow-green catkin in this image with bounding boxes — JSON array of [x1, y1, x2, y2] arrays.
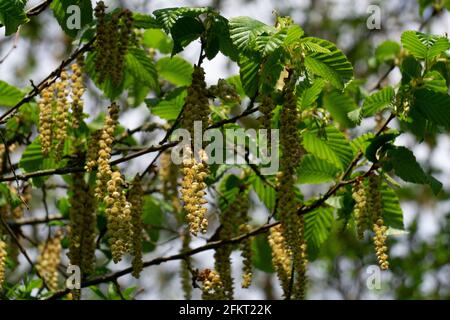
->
[[160, 151, 182, 214], [54, 71, 70, 159], [369, 174, 389, 270], [181, 66, 210, 137], [268, 224, 292, 296], [70, 57, 85, 129], [36, 232, 62, 291], [236, 190, 252, 289], [114, 9, 133, 85], [128, 175, 144, 278], [85, 130, 102, 171], [94, 1, 108, 83], [104, 171, 133, 263], [239, 223, 253, 289], [67, 172, 97, 275], [180, 231, 192, 300], [352, 179, 369, 240], [95, 103, 119, 200], [180, 148, 209, 236], [276, 73, 308, 299], [0, 239, 6, 289], [198, 269, 226, 300], [38, 84, 54, 156], [214, 194, 240, 299], [208, 79, 241, 103], [259, 95, 275, 131], [94, 2, 133, 85], [180, 66, 211, 236]]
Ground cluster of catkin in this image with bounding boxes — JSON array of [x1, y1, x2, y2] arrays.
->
[[180, 66, 211, 236], [38, 60, 85, 159], [94, 1, 133, 85], [274, 73, 308, 299], [351, 174, 390, 270], [209, 79, 241, 103], [181, 149, 209, 235], [36, 232, 62, 291], [104, 171, 133, 263], [128, 176, 144, 278], [213, 189, 250, 299], [0, 239, 6, 289], [197, 269, 226, 300], [67, 172, 97, 275]]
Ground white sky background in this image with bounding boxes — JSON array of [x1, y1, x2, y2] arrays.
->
[[0, 0, 449, 299]]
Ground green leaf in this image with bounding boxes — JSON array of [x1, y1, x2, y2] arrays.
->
[[401, 56, 422, 85], [252, 234, 274, 273], [156, 56, 193, 86], [133, 13, 161, 29], [0, 0, 29, 36], [375, 40, 401, 63], [213, 16, 238, 61], [401, 31, 450, 60], [304, 207, 334, 259], [153, 7, 210, 32], [229, 16, 274, 52], [50, 0, 93, 38], [303, 37, 353, 89], [365, 132, 398, 163], [380, 181, 404, 229], [413, 89, 450, 128], [283, 24, 304, 46], [170, 16, 204, 55], [422, 70, 448, 93], [401, 31, 429, 59], [323, 91, 358, 128], [362, 86, 395, 117], [251, 174, 276, 212], [142, 28, 173, 53], [19, 138, 56, 187], [142, 195, 163, 252], [126, 47, 158, 89], [296, 78, 325, 110], [301, 38, 332, 54], [218, 174, 241, 211], [387, 146, 442, 195], [238, 53, 260, 97], [427, 36, 450, 59], [147, 87, 187, 121], [255, 29, 287, 56], [302, 126, 353, 170], [350, 132, 375, 155], [0, 80, 24, 107], [298, 155, 340, 184]]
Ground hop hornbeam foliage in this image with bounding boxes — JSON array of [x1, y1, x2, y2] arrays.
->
[[0, 0, 449, 300]]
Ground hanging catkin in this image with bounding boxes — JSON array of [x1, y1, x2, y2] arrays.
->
[[54, 71, 70, 160], [38, 84, 54, 156], [70, 57, 85, 128], [368, 174, 389, 270], [275, 72, 308, 299], [180, 66, 211, 236], [104, 170, 133, 263], [352, 178, 369, 240], [128, 175, 144, 278], [95, 103, 119, 200], [67, 172, 97, 275], [36, 232, 62, 291], [198, 269, 226, 300], [0, 239, 6, 289]]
